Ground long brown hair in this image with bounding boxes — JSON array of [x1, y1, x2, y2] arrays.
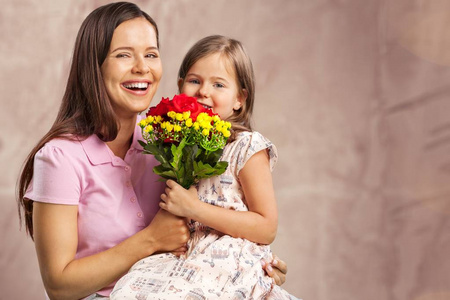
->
[[178, 35, 256, 141], [17, 2, 159, 238]]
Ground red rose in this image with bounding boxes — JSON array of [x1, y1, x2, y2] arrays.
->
[[171, 94, 206, 120], [147, 97, 173, 116], [205, 108, 217, 117]]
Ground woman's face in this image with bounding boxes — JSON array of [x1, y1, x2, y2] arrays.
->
[[179, 53, 244, 120], [101, 17, 162, 120]]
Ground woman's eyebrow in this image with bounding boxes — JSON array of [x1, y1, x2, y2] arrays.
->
[[111, 46, 159, 53]]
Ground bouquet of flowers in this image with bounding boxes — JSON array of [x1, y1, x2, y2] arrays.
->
[[138, 94, 232, 189]]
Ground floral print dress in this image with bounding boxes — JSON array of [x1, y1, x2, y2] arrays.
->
[[111, 132, 298, 300]]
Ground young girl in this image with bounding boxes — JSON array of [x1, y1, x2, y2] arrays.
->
[[111, 35, 298, 299]]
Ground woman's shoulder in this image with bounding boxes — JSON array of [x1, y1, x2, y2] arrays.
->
[[45, 136, 80, 146], [42, 136, 84, 153], [39, 135, 98, 162]]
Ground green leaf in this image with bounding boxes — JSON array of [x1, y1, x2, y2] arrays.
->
[[153, 165, 176, 180], [213, 161, 229, 175], [197, 148, 224, 166], [180, 145, 198, 188], [144, 144, 171, 168], [170, 139, 186, 170], [193, 160, 229, 179], [138, 140, 147, 148]]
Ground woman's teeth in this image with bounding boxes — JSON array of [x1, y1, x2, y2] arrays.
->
[[123, 82, 149, 90]]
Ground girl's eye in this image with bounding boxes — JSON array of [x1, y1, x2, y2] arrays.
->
[[214, 83, 225, 88], [188, 79, 200, 84]]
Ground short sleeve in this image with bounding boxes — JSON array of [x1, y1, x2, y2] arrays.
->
[[24, 144, 81, 205], [235, 132, 278, 175]]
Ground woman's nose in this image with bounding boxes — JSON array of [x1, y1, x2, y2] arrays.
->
[[132, 58, 150, 74]]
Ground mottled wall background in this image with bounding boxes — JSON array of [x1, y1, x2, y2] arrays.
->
[[1, 0, 450, 299]]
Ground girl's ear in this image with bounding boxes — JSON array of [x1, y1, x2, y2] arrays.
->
[[177, 78, 184, 93], [234, 88, 248, 110]]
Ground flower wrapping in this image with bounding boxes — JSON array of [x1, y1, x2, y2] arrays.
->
[[138, 94, 231, 189]]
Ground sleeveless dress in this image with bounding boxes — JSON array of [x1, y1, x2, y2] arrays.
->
[[111, 131, 299, 299]]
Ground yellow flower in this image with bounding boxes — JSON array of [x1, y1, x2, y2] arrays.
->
[[146, 116, 154, 123], [183, 111, 191, 120], [167, 111, 176, 119], [200, 121, 212, 129], [202, 129, 210, 136], [186, 118, 193, 127], [175, 113, 184, 121], [144, 125, 153, 133], [166, 124, 174, 132], [138, 120, 147, 128], [193, 122, 200, 131], [161, 121, 170, 129], [197, 112, 211, 122], [155, 116, 162, 123], [223, 129, 231, 138], [174, 124, 182, 132], [212, 115, 220, 122]]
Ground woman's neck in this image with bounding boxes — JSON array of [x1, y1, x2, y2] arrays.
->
[[106, 115, 137, 159]]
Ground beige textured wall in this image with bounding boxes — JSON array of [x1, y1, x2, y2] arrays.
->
[[1, 0, 450, 299]]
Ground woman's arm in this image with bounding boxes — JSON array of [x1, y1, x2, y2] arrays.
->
[[33, 203, 189, 300], [160, 149, 278, 245]]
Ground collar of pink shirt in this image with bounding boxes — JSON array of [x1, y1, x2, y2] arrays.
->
[[79, 115, 145, 165]]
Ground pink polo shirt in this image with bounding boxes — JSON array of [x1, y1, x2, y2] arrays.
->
[[25, 116, 164, 296]]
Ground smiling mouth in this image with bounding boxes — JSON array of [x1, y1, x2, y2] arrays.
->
[[122, 82, 149, 91], [199, 103, 212, 110]]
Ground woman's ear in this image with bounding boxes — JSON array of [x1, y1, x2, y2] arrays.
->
[[177, 78, 184, 93], [234, 89, 248, 110]]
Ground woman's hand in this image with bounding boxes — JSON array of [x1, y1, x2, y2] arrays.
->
[[144, 209, 190, 253], [159, 180, 199, 218], [262, 254, 288, 285], [171, 245, 189, 257]]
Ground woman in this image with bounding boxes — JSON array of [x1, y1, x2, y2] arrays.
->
[[17, 2, 287, 299]]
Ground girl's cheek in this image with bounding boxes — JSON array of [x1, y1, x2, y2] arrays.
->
[[181, 87, 195, 97]]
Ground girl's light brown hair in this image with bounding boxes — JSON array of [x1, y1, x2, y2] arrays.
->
[[17, 2, 159, 238], [177, 35, 256, 141]]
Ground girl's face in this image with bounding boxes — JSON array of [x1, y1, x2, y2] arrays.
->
[[179, 53, 246, 120], [101, 17, 162, 120]]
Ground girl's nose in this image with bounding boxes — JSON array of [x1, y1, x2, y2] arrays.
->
[[198, 85, 210, 98], [132, 58, 150, 74]]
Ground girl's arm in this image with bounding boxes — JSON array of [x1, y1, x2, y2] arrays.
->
[[33, 203, 189, 300], [160, 149, 278, 245]]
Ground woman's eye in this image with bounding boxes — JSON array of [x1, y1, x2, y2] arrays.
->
[[146, 53, 159, 58], [116, 53, 130, 58]]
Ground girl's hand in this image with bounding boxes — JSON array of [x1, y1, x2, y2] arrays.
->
[[159, 180, 199, 218], [261, 254, 287, 286]]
